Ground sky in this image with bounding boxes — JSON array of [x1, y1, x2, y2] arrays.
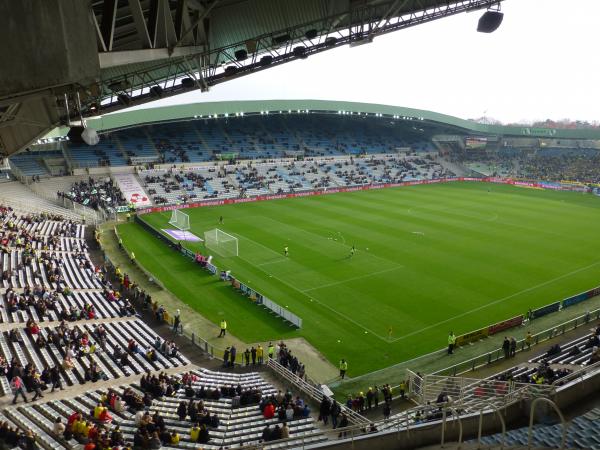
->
[[126, 0, 600, 124]]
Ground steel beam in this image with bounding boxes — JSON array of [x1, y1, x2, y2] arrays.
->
[[128, 0, 152, 48], [170, 0, 220, 53], [100, 0, 119, 51], [99, 46, 208, 68], [147, 0, 160, 48]]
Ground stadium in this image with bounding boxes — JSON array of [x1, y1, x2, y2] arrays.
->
[[1, 1, 600, 450]]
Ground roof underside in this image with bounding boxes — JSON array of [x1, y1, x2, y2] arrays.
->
[[0, 0, 504, 156], [45, 99, 600, 141]]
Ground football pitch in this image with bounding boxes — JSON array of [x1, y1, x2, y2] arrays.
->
[[117, 182, 600, 376]]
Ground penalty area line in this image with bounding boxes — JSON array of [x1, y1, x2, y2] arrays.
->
[[234, 252, 392, 342]]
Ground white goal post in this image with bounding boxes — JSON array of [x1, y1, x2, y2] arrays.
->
[[204, 228, 238, 257], [169, 209, 190, 231]]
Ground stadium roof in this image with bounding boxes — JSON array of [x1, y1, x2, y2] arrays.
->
[[43, 99, 600, 141], [0, 0, 503, 156]]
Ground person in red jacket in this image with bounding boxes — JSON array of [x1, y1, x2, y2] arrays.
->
[[263, 402, 275, 419]]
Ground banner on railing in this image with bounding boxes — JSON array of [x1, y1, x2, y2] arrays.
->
[[562, 292, 589, 309], [206, 262, 217, 275], [488, 315, 524, 336], [455, 327, 489, 346], [531, 301, 561, 319], [562, 285, 600, 309]]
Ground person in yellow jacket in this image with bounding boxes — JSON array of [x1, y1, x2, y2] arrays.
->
[[75, 419, 89, 437], [72, 419, 84, 436], [256, 344, 264, 364], [447, 331, 456, 355], [170, 431, 180, 444], [268, 342, 275, 359], [190, 423, 200, 442], [399, 380, 407, 399], [93, 403, 105, 419], [339, 359, 348, 379], [525, 331, 534, 350], [219, 319, 227, 337]]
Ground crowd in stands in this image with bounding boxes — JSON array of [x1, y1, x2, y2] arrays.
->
[[492, 325, 600, 388], [140, 154, 452, 205], [59, 177, 126, 211], [0, 422, 39, 450], [41, 367, 315, 449], [450, 147, 600, 183], [0, 206, 190, 412], [520, 152, 600, 184], [450, 150, 515, 177]]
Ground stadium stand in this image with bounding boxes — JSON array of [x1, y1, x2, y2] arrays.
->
[[9, 150, 68, 180], [57, 177, 126, 211], [65, 135, 128, 168], [0, 183, 82, 221], [374, 330, 600, 438], [61, 115, 437, 167], [0, 206, 193, 402], [471, 408, 600, 449], [519, 149, 600, 183], [0, 367, 325, 450], [139, 154, 453, 205], [490, 327, 600, 386]]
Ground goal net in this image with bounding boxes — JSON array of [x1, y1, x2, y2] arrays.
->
[[169, 209, 190, 231], [204, 228, 238, 257]]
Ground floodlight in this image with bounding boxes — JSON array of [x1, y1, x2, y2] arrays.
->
[[477, 10, 503, 33], [67, 126, 99, 146], [234, 49, 248, 61], [150, 86, 163, 98], [117, 94, 131, 106], [305, 29, 318, 40], [181, 78, 195, 88], [260, 55, 273, 66]]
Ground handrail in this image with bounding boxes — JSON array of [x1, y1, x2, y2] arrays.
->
[[440, 406, 463, 449], [267, 358, 323, 399], [340, 306, 600, 396], [432, 308, 600, 378], [550, 358, 600, 387], [528, 398, 567, 450], [267, 358, 370, 425], [476, 401, 506, 450]]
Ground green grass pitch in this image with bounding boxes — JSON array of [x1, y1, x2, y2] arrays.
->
[[117, 182, 600, 376]]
